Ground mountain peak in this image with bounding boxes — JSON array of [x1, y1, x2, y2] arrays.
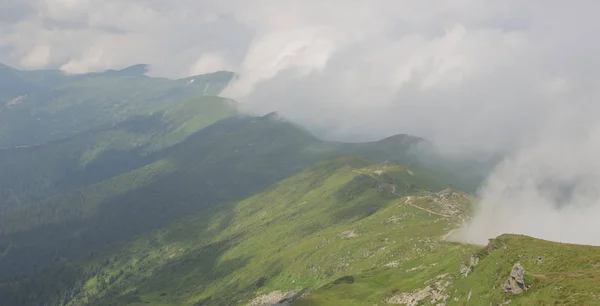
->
[[379, 133, 423, 144], [260, 111, 288, 122], [104, 64, 149, 77], [0, 63, 14, 71]]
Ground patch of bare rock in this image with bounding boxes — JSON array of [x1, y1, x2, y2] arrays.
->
[[248, 290, 301, 306], [504, 263, 528, 294], [386, 274, 451, 305]]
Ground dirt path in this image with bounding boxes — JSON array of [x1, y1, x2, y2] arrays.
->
[[352, 166, 471, 244], [404, 196, 452, 218], [441, 228, 459, 241], [351, 169, 378, 180], [352, 167, 452, 218]]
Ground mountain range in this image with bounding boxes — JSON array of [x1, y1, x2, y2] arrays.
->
[[0, 63, 599, 306]]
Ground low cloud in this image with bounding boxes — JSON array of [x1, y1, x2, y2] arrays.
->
[[458, 126, 600, 246]]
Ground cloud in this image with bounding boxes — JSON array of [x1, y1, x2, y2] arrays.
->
[[3, 0, 600, 244], [20, 44, 52, 68], [457, 124, 600, 246], [189, 52, 234, 76], [0, 0, 250, 77], [0, 0, 35, 25]]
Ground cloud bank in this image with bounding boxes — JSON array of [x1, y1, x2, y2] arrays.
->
[[3, 0, 600, 245]]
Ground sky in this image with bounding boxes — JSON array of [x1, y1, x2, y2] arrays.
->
[[3, 0, 600, 245]]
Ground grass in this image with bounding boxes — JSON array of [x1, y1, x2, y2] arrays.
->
[[300, 234, 600, 306], [450, 235, 600, 305], [2, 103, 599, 305], [0, 95, 237, 213], [55, 156, 470, 305], [0, 70, 233, 148]]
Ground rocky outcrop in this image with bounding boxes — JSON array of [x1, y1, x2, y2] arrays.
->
[[503, 264, 527, 294], [387, 274, 450, 305], [340, 229, 359, 239], [420, 189, 470, 218], [248, 290, 300, 306], [460, 256, 479, 277]]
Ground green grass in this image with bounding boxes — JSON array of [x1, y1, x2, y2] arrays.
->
[[0, 69, 233, 148], [450, 235, 600, 305], [0, 112, 496, 306], [0, 95, 237, 213], [46, 156, 470, 305], [1, 107, 600, 305], [299, 234, 600, 306]]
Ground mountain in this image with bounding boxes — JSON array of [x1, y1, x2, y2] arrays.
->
[[0, 107, 472, 305], [0, 63, 68, 101], [297, 233, 600, 305], [1, 65, 600, 306], [0, 95, 237, 213], [0, 151, 470, 305], [0, 63, 234, 147]]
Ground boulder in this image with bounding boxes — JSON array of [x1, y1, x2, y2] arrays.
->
[[503, 263, 527, 294]]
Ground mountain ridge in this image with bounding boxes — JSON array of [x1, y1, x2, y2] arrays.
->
[[0, 64, 599, 306]]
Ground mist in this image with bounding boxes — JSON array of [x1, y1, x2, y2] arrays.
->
[[220, 1, 600, 246], [4, 0, 600, 244]]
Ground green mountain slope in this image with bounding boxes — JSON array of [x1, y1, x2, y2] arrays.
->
[[0, 64, 44, 100], [0, 115, 321, 279], [4, 142, 600, 306], [0, 111, 474, 305], [0, 63, 149, 102], [0, 108, 462, 216], [0, 64, 234, 147], [2, 65, 597, 306], [0, 96, 237, 213], [299, 234, 600, 305], [0, 155, 472, 306]]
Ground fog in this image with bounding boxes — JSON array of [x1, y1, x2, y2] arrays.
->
[[3, 0, 600, 244]]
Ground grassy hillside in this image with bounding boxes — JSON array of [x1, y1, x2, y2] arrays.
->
[[0, 65, 233, 147], [299, 234, 600, 305], [0, 114, 599, 305], [0, 108, 484, 305], [0, 156, 470, 306], [0, 96, 237, 213], [0, 115, 321, 281], [0, 107, 478, 216], [0, 63, 153, 101]]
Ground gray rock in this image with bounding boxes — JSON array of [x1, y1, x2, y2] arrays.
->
[[460, 256, 479, 277], [460, 264, 471, 277], [503, 263, 527, 294], [470, 256, 479, 267]]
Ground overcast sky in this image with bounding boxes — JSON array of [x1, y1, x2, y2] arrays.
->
[[4, 0, 600, 244], [2, 1, 599, 149]]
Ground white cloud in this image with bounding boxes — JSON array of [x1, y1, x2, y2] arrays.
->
[[458, 124, 600, 246], [190, 53, 233, 76], [20, 44, 52, 68]]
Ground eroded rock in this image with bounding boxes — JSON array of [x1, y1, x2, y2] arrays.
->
[[503, 264, 527, 294], [340, 230, 359, 239], [387, 274, 450, 305], [460, 264, 471, 277], [248, 290, 300, 306], [460, 256, 479, 277]]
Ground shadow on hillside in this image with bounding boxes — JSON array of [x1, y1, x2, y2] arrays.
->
[[95, 238, 253, 306], [0, 115, 477, 305], [0, 116, 324, 304]]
